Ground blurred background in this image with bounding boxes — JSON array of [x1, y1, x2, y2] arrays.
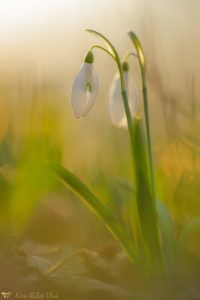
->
[[0, 0, 200, 296]]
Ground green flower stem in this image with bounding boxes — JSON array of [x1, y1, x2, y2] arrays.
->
[[128, 31, 156, 208], [86, 30, 133, 133], [128, 31, 162, 269], [90, 45, 116, 61], [87, 29, 163, 272], [142, 76, 156, 208], [86, 29, 126, 92], [47, 162, 142, 266], [121, 87, 162, 272], [123, 52, 138, 60]]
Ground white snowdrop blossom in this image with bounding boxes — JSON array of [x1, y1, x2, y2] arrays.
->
[[71, 51, 99, 119], [108, 71, 138, 127]]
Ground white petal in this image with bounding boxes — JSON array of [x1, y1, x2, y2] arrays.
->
[[109, 74, 125, 126], [71, 63, 98, 118], [108, 72, 138, 127], [82, 65, 99, 117], [126, 73, 138, 116], [71, 63, 89, 118]]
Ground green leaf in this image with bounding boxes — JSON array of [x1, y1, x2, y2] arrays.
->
[[157, 200, 176, 272], [131, 119, 161, 271], [47, 162, 141, 267]]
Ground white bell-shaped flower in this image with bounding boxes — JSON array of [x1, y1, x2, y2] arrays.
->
[[108, 71, 138, 127], [71, 51, 99, 118]]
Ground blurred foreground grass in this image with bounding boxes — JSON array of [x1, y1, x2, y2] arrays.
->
[[0, 74, 200, 299]]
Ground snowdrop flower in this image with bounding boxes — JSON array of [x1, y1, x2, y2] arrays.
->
[[71, 51, 99, 118], [109, 62, 138, 127]]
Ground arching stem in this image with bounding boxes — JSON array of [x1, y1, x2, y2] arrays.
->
[[123, 51, 138, 61], [90, 45, 116, 61]]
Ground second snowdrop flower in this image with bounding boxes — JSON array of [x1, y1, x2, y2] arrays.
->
[[71, 51, 99, 118], [109, 62, 138, 127]]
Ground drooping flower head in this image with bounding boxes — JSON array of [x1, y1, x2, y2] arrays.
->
[[71, 51, 99, 118], [108, 62, 138, 127]]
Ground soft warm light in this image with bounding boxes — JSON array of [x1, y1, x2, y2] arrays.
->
[[0, 0, 63, 40]]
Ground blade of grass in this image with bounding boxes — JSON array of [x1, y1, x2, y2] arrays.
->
[[157, 200, 176, 274], [131, 119, 162, 272], [128, 31, 163, 272], [47, 162, 142, 267]]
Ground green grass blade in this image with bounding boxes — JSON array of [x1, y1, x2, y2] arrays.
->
[[131, 119, 162, 271], [128, 31, 162, 272], [47, 162, 141, 266], [157, 200, 176, 273], [128, 31, 157, 214]]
